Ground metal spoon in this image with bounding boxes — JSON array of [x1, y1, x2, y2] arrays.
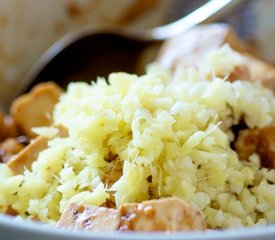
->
[[2, 0, 240, 110]]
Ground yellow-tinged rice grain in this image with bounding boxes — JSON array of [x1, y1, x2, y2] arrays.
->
[[0, 45, 275, 229]]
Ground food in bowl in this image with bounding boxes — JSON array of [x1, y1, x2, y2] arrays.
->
[[0, 25, 275, 233]]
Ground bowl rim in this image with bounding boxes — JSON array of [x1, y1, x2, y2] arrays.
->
[[1, 213, 275, 240]]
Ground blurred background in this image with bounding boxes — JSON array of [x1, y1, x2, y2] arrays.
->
[[0, 0, 275, 104]]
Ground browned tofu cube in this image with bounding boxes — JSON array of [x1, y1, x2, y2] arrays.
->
[[235, 129, 260, 161], [0, 138, 25, 163], [10, 82, 63, 138], [0, 113, 19, 141], [7, 136, 48, 174], [57, 197, 206, 232], [242, 53, 275, 92], [157, 24, 247, 71], [157, 24, 275, 91], [235, 126, 275, 169], [57, 203, 120, 232], [7, 125, 67, 174], [119, 197, 206, 231], [257, 126, 275, 169]]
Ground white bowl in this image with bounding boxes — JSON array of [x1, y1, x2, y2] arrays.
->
[[1, 1, 275, 240], [0, 214, 275, 240]]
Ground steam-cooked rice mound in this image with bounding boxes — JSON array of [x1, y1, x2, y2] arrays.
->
[[1, 45, 275, 228]]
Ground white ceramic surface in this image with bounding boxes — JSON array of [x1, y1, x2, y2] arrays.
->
[[1, 1, 275, 240], [0, 213, 275, 240]]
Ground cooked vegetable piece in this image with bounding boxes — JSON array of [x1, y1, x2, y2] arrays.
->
[[57, 203, 120, 232], [57, 197, 206, 232], [10, 82, 63, 138]]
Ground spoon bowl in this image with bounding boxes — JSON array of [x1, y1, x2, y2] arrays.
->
[[1, 0, 242, 110], [25, 29, 158, 91]]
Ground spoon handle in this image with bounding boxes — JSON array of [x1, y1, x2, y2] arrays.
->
[[151, 0, 242, 40]]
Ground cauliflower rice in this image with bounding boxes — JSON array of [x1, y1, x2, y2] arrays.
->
[[1, 45, 275, 229]]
